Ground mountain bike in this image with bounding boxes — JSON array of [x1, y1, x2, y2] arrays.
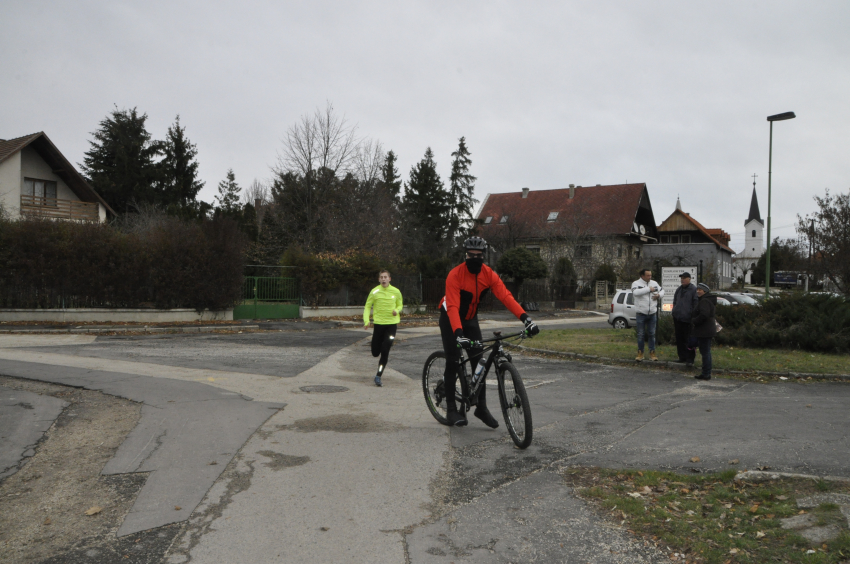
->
[[422, 329, 533, 449]]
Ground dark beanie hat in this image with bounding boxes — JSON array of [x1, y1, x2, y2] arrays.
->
[[697, 283, 710, 293]]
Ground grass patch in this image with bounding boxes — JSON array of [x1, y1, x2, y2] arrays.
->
[[529, 329, 850, 375], [562, 467, 850, 563]]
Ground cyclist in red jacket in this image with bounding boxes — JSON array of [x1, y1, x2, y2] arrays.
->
[[439, 236, 539, 427]]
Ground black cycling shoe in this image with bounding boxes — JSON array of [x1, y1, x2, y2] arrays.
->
[[446, 410, 468, 427], [473, 406, 499, 429]]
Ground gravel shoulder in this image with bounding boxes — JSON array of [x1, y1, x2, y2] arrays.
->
[[0, 376, 180, 564]]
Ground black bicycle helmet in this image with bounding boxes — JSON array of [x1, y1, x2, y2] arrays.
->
[[463, 236, 488, 251]]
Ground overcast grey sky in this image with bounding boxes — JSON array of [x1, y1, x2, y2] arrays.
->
[[3, 1, 848, 251]]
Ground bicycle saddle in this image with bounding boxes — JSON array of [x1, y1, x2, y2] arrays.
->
[[493, 331, 502, 337]]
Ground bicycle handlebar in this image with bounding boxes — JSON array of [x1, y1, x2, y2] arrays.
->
[[470, 329, 527, 347]]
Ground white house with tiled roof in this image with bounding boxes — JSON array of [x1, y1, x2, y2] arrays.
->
[[0, 132, 113, 222], [642, 198, 736, 289]]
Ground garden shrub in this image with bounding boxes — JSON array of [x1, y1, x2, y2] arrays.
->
[[714, 293, 850, 353]]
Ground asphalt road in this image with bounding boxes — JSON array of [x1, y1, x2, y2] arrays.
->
[[1, 316, 848, 563]]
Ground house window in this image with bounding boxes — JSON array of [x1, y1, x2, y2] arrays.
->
[[752, 230, 756, 238], [499, 215, 509, 224], [634, 248, 641, 258], [575, 244, 591, 258], [660, 235, 669, 243], [681, 234, 691, 243], [23, 178, 58, 206], [617, 244, 623, 258], [484, 216, 492, 224], [547, 212, 559, 221], [671, 235, 679, 244], [526, 246, 540, 254]]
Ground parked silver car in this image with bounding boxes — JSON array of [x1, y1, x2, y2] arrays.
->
[[608, 289, 635, 329]]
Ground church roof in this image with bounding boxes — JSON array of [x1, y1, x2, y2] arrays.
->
[[746, 187, 763, 226]]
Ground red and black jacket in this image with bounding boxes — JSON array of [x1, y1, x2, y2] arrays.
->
[[440, 263, 526, 333]]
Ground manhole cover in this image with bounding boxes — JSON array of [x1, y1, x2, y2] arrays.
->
[[299, 385, 349, 393]]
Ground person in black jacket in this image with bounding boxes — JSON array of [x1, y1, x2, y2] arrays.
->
[[672, 272, 699, 364], [691, 283, 717, 380]]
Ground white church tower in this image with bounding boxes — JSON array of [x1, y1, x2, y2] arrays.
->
[[744, 187, 764, 257], [734, 177, 764, 284]]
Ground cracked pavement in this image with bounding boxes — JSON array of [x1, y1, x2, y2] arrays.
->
[[1, 315, 848, 563]]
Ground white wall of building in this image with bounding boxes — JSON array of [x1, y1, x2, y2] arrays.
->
[[20, 146, 77, 201], [0, 152, 22, 217]]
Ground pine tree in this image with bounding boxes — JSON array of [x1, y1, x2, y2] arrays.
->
[[404, 147, 450, 254], [159, 115, 204, 212], [215, 169, 242, 216], [80, 107, 161, 213], [381, 150, 402, 202], [448, 137, 478, 243]]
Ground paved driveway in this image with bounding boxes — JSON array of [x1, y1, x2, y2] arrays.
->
[[1, 319, 848, 563]]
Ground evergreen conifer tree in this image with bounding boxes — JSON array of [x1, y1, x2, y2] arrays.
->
[[215, 169, 242, 216], [381, 150, 403, 202], [404, 147, 450, 254], [80, 107, 161, 213], [159, 115, 204, 213], [448, 137, 478, 242]]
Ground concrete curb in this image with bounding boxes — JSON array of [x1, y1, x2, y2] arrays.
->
[[735, 470, 850, 483], [506, 343, 850, 381], [0, 325, 260, 335]]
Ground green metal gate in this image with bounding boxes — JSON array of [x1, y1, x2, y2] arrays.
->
[[233, 267, 301, 320]]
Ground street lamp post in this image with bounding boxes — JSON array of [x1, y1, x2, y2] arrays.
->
[[764, 111, 796, 299]]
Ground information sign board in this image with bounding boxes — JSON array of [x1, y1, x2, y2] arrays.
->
[[660, 266, 698, 312]]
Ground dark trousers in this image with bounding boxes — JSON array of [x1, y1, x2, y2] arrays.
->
[[673, 319, 695, 363], [698, 337, 712, 377], [438, 310, 485, 412], [371, 324, 397, 373]]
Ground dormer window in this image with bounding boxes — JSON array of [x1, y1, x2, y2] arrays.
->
[[547, 212, 559, 221], [499, 216, 509, 224], [484, 216, 492, 224]]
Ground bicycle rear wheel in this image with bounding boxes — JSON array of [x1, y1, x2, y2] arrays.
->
[[423, 351, 450, 425], [496, 361, 533, 449]]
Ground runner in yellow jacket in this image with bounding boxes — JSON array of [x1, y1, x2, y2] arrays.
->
[[363, 270, 403, 387]]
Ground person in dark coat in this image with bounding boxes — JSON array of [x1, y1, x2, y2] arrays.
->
[[691, 282, 717, 380], [672, 272, 699, 364]]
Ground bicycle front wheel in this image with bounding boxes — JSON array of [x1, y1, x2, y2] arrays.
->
[[423, 351, 450, 425], [496, 361, 533, 449]]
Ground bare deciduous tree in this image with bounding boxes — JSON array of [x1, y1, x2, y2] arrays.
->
[[798, 189, 850, 294], [242, 178, 270, 207]]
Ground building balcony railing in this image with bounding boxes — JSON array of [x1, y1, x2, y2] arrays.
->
[[20, 194, 100, 222]]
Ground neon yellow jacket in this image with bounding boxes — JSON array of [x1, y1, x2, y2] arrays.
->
[[364, 284, 403, 326]]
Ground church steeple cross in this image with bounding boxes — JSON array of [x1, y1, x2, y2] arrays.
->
[[752, 173, 758, 189]]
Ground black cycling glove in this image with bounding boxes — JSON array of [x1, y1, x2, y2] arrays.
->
[[523, 316, 540, 336], [454, 329, 472, 350]]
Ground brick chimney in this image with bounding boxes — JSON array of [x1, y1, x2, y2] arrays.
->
[[569, 184, 575, 199]]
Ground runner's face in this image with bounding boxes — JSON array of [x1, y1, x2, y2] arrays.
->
[[641, 271, 652, 282], [379, 273, 390, 287]]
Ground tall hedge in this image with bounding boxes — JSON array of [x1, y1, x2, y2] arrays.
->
[[0, 216, 246, 311]]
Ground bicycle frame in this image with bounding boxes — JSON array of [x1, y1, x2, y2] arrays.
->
[[455, 330, 526, 406]]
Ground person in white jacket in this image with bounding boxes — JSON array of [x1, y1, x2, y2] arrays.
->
[[631, 269, 664, 361]]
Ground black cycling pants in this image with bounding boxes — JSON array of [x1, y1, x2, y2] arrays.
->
[[438, 310, 486, 411], [371, 324, 397, 372]]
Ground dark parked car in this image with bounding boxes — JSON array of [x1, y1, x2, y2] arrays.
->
[[715, 292, 761, 306]]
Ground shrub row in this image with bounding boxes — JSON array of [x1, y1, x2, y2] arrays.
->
[[0, 216, 246, 311], [651, 293, 850, 354]]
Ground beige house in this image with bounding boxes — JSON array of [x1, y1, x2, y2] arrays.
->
[[0, 132, 113, 222]]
